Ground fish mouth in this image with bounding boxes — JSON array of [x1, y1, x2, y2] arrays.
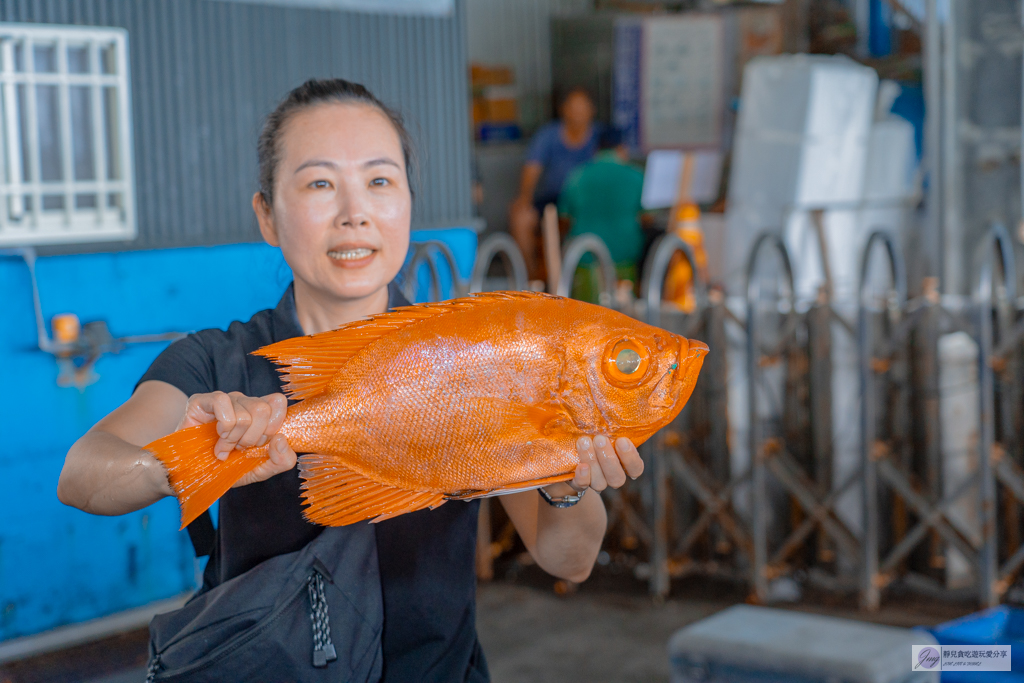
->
[[675, 338, 709, 378]]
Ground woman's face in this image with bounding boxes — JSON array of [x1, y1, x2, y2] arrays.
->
[[256, 102, 411, 303]]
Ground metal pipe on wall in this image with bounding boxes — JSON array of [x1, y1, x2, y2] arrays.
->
[[923, 0, 944, 289], [941, 0, 961, 294]]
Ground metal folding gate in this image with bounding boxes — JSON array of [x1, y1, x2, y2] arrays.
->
[[412, 224, 1024, 610]]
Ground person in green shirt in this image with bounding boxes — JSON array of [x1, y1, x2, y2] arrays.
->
[[558, 128, 645, 301]]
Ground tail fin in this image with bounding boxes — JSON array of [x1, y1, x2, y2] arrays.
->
[[144, 422, 270, 529]]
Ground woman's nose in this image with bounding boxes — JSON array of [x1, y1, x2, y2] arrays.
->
[[334, 183, 370, 228]]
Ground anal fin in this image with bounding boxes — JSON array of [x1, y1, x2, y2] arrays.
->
[[298, 454, 445, 526]]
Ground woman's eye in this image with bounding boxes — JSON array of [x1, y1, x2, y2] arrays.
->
[[310, 180, 330, 189], [370, 177, 390, 187]]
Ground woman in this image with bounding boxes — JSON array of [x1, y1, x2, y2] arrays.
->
[[57, 79, 643, 682]]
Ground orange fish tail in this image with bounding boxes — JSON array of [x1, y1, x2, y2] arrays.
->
[[144, 422, 270, 529]]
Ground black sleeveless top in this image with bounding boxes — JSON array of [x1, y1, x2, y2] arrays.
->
[[138, 283, 489, 683]]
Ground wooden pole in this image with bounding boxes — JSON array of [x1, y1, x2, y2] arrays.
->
[[542, 203, 562, 294]]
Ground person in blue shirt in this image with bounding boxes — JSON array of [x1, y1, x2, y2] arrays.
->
[[509, 88, 599, 277]]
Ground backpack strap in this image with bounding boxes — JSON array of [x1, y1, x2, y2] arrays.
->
[[186, 510, 216, 557]]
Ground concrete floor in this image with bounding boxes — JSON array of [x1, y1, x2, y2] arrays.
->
[[475, 574, 972, 683], [0, 574, 975, 683], [477, 582, 725, 682]]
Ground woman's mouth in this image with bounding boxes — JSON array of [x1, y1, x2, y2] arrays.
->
[[327, 247, 377, 267], [328, 247, 374, 261]]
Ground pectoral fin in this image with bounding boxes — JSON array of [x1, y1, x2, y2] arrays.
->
[[466, 397, 575, 437]]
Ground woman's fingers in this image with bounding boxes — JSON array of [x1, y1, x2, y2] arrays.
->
[[253, 395, 288, 447], [179, 391, 231, 430], [267, 434, 297, 469], [233, 434, 297, 487], [615, 437, 644, 479], [571, 462, 591, 492], [264, 394, 289, 435], [208, 393, 239, 459], [181, 391, 290, 459], [593, 435, 627, 488], [219, 392, 254, 452], [233, 396, 272, 450], [577, 437, 609, 492], [574, 435, 641, 492]]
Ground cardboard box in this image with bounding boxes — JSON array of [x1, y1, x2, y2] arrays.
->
[[470, 63, 514, 88]]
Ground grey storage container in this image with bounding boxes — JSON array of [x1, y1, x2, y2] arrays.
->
[[668, 605, 939, 683]]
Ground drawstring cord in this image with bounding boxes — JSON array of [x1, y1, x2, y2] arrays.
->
[[308, 570, 337, 667], [145, 654, 161, 683]]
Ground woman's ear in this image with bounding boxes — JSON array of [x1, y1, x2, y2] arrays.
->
[[253, 192, 280, 247]]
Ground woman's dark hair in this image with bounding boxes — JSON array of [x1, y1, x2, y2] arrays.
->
[[555, 85, 594, 109], [257, 78, 416, 205]]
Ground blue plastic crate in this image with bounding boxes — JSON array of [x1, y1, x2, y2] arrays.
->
[[478, 123, 521, 142], [927, 606, 1024, 682]]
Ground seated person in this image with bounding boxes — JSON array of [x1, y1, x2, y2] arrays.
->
[[509, 88, 600, 278], [558, 128, 645, 299]]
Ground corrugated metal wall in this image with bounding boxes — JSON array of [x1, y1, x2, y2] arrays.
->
[[465, 0, 591, 131], [0, 0, 472, 251]]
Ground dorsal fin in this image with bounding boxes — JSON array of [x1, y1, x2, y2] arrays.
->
[[254, 290, 561, 400]]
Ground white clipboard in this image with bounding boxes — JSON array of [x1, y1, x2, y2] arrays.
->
[[641, 150, 723, 209]]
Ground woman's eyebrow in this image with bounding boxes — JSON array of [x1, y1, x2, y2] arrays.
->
[[293, 157, 400, 174], [363, 157, 401, 170], [293, 159, 337, 174]]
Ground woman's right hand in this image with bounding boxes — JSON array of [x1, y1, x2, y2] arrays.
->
[[178, 391, 297, 487]]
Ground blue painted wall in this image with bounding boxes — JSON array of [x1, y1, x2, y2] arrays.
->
[[0, 229, 475, 642]]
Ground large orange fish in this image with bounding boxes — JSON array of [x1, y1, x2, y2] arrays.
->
[[146, 292, 708, 529]]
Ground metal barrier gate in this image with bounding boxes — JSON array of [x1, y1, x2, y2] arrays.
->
[[409, 226, 1024, 610]]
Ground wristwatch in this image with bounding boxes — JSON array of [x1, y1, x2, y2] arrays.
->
[[537, 483, 586, 508]]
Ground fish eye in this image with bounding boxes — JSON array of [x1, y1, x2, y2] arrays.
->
[[616, 348, 642, 374], [603, 339, 651, 386]]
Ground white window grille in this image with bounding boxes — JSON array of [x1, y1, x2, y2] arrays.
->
[[0, 24, 134, 246]]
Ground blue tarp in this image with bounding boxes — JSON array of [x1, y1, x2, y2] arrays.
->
[[927, 605, 1024, 681]]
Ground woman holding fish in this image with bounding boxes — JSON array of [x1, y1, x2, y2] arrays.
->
[[57, 79, 706, 682]]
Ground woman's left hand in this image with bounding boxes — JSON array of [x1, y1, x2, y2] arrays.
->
[[571, 436, 644, 492]]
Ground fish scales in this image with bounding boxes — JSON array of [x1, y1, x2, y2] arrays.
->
[[145, 292, 709, 527]]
